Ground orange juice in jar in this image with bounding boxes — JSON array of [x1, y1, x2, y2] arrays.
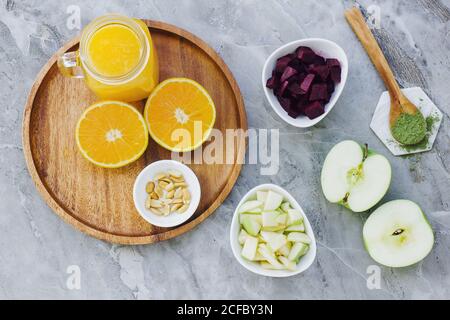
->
[[58, 14, 158, 102]]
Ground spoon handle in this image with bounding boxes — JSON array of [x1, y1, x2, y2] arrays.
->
[[345, 7, 401, 102]]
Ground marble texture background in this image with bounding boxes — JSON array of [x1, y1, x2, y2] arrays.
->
[[0, 0, 449, 299]]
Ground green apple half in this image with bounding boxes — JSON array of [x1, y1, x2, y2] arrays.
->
[[363, 200, 434, 267], [321, 140, 391, 212]]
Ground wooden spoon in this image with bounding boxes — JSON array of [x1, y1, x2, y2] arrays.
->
[[345, 7, 426, 145]]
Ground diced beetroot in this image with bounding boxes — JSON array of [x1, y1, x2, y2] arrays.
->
[[312, 55, 325, 65], [268, 46, 341, 120], [266, 76, 276, 89], [288, 82, 303, 96], [299, 74, 315, 94], [280, 66, 298, 83], [277, 96, 291, 111], [275, 54, 294, 73], [288, 58, 306, 73], [294, 95, 309, 113], [326, 58, 340, 68], [309, 84, 328, 101], [326, 78, 335, 94], [325, 82, 334, 103], [330, 66, 341, 83], [298, 72, 307, 83], [288, 109, 302, 118], [287, 74, 299, 84], [304, 101, 325, 119], [280, 80, 290, 97], [296, 46, 316, 63], [309, 65, 329, 81], [271, 72, 282, 96]]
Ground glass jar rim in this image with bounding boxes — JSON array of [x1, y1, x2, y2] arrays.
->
[[79, 14, 150, 84]]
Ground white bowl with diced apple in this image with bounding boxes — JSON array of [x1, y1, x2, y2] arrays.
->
[[230, 184, 316, 277]]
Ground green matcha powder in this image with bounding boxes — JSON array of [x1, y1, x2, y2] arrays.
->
[[393, 114, 439, 152], [391, 112, 427, 145]]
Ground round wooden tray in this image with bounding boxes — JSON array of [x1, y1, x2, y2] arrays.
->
[[22, 20, 247, 245]]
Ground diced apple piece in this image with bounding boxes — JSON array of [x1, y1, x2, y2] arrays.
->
[[279, 256, 297, 271], [240, 213, 262, 225], [262, 211, 279, 227], [246, 207, 262, 214], [260, 231, 287, 252], [258, 244, 283, 269], [269, 234, 287, 252], [287, 232, 311, 244], [238, 229, 249, 245], [287, 209, 303, 226], [256, 191, 268, 203], [288, 242, 309, 262], [238, 200, 263, 213], [252, 252, 266, 261], [277, 242, 292, 257], [260, 262, 284, 270], [241, 236, 258, 260], [281, 202, 291, 212], [276, 213, 288, 225], [240, 215, 261, 236], [260, 231, 276, 242], [263, 191, 284, 211], [285, 224, 305, 232], [262, 225, 286, 232]]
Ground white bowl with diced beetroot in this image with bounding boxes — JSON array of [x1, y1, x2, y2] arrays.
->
[[229, 184, 317, 277], [262, 38, 348, 127]]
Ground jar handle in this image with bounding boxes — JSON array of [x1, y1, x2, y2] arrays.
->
[[57, 51, 85, 78]]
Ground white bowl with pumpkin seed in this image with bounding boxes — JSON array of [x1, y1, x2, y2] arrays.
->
[[133, 160, 201, 227]]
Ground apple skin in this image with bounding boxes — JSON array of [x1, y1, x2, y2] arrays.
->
[[363, 200, 434, 268]]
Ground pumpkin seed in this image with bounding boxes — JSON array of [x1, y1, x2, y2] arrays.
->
[[168, 170, 182, 178], [165, 182, 175, 191], [150, 192, 159, 200], [155, 185, 164, 198], [170, 176, 185, 183], [166, 189, 175, 199], [151, 208, 163, 216], [159, 181, 169, 189], [146, 181, 155, 194], [162, 205, 170, 216], [171, 203, 183, 212], [150, 199, 162, 208], [145, 196, 152, 209], [178, 204, 189, 213], [174, 188, 183, 199], [182, 188, 191, 201], [174, 182, 187, 188], [160, 178, 172, 184], [155, 173, 167, 180]]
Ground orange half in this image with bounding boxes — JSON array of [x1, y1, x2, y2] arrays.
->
[[76, 101, 148, 168], [144, 78, 216, 152]]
